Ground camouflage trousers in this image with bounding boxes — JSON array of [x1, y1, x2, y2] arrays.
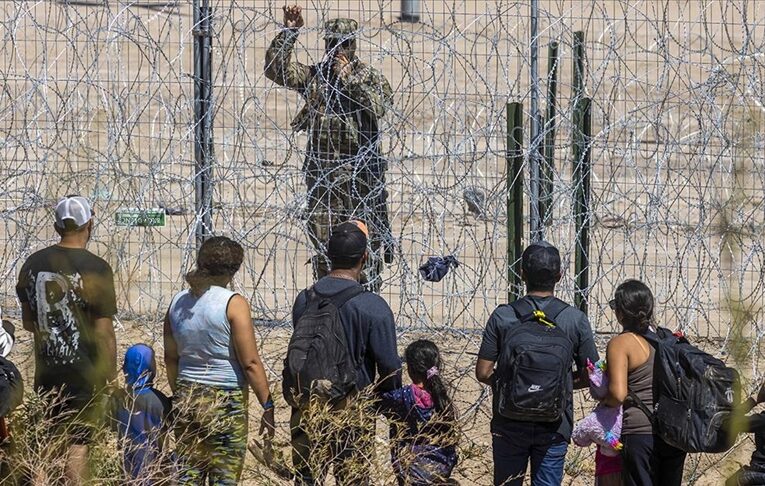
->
[[304, 153, 390, 291], [174, 381, 248, 486]]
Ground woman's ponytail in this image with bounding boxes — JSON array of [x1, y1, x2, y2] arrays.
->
[[613, 280, 655, 334]]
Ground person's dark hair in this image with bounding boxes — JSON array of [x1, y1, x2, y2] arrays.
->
[[328, 252, 365, 270], [613, 279, 654, 334], [327, 222, 367, 270], [405, 339, 455, 421], [58, 220, 88, 234], [185, 236, 244, 293], [521, 241, 561, 292]]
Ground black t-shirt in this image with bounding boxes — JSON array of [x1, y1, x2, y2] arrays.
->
[[478, 295, 600, 440], [292, 277, 402, 393], [16, 245, 117, 391]]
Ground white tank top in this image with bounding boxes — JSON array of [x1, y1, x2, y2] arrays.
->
[[169, 286, 245, 389]]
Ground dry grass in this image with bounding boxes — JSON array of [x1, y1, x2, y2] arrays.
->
[[0, 384, 471, 485]]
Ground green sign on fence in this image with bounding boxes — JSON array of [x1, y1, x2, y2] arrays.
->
[[115, 209, 166, 227]]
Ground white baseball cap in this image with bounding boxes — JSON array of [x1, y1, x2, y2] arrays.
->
[[55, 195, 94, 230]]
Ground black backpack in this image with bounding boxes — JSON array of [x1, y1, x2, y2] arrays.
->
[[495, 297, 574, 422], [629, 327, 741, 453], [282, 285, 363, 409], [0, 355, 23, 417]]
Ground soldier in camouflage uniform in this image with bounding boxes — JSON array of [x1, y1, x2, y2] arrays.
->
[[265, 5, 394, 291]]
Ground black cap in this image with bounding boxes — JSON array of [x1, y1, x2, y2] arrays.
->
[[521, 241, 561, 281], [327, 221, 368, 260]]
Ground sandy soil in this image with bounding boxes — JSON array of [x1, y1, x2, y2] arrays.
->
[[7, 319, 763, 485]]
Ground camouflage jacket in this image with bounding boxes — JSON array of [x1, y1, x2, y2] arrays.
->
[[265, 29, 393, 159]]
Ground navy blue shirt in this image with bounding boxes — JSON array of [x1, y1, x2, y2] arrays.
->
[[292, 277, 402, 392]]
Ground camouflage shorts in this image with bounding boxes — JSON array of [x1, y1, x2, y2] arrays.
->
[[173, 381, 248, 486]]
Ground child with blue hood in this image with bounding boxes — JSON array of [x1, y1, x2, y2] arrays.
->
[[381, 339, 459, 486], [110, 343, 172, 483]]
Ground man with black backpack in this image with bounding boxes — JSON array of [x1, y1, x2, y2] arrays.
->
[[285, 220, 401, 485], [476, 241, 599, 486]]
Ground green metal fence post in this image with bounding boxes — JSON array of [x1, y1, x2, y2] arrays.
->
[[193, 0, 214, 248], [573, 97, 592, 314], [573, 31, 585, 100], [541, 41, 559, 228], [572, 31, 590, 313], [507, 102, 524, 302]]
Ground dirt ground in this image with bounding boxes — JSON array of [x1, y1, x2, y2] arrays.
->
[[6, 321, 762, 485]]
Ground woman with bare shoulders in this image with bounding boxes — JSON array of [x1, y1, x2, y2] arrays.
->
[[601, 280, 686, 486], [163, 237, 275, 485]]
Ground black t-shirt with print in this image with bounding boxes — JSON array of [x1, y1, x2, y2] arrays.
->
[[16, 245, 117, 392]]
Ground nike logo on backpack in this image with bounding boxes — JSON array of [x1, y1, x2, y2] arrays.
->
[[528, 384, 542, 393]]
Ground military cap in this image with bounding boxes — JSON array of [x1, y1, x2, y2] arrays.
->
[[324, 18, 358, 39]]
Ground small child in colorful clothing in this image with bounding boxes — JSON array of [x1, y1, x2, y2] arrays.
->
[[380, 340, 459, 486], [572, 359, 623, 486], [110, 344, 172, 484]]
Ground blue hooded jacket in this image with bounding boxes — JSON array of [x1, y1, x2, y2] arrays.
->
[[111, 344, 171, 482], [123, 343, 156, 392]]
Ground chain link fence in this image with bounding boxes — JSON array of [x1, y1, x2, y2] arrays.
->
[[1, 1, 764, 483]]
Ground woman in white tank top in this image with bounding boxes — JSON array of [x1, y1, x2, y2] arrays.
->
[[164, 237, 275, 484]]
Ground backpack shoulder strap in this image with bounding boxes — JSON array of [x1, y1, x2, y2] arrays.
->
[[510, 297, 569, 323], [641, 328, 669, 349], [304, 287, 321, 305], [626, 330, 661, 421], [509, 297, 535, 319], [627, 390, 654, 421], [541, 297, 569, 321]]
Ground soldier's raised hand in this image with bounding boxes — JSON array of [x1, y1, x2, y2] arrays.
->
[[333, 52, 353, 80], [283, 5, 304, 29]]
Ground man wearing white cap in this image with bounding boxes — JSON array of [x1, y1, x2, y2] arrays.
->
[[15, 195, 117, 484]]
